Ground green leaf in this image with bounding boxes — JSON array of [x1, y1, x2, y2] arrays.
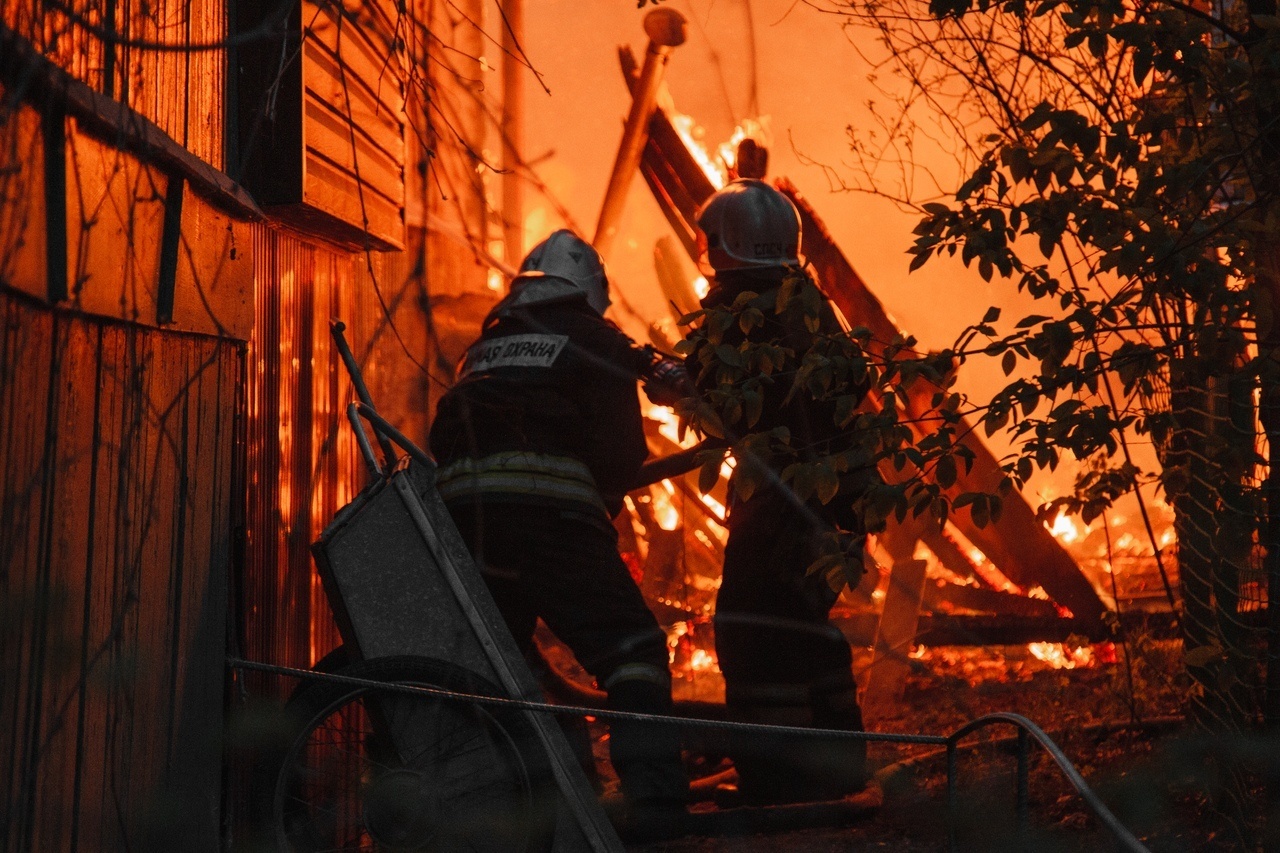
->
[[1002, 349, 1017, 376], [935, 453, 958, 488], [698, 458, 721, 494], [1184, 644, 1224, 669], [971, 494, 990, 528], [816, 465, 841, 504]]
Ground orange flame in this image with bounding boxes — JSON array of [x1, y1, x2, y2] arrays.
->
[[1027, 641, 1095, 669]]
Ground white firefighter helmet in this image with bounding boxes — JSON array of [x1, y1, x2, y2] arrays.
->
[[695, 179, 802, 273], [501, 229, 611, 316]]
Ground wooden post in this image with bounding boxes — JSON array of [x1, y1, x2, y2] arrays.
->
[[865, 517, 931, 708], [592, 8, 686, 259]]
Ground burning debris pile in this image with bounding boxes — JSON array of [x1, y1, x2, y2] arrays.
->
[[508, 24, 1186, 704]]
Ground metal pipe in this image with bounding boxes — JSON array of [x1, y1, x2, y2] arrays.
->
[[946, 743, 958, 853], [592, 8, 687, 259], [948, 712, 1152, 853], [331, 321, 398, 466], [347, 402, 383, 479], [1016, 727, 1030, 838]]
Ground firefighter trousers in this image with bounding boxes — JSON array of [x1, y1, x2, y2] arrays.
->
[[714, 491, 868, 804], [446, 500, 688, 807]]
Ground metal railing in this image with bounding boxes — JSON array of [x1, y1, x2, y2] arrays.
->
[[944, 712, 1149, 852], [229, 657, 1152, 852]]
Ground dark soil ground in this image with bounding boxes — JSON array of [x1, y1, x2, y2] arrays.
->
[[613, 638, 1261, 852]]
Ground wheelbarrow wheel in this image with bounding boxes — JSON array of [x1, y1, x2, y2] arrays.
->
[[273, 655, 556, 852]]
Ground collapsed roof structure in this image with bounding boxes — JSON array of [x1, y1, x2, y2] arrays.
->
[[609, 40, 1115, 701]]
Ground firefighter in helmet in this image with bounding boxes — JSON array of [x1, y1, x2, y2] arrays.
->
[[428, 229, 689, 834], [689, 180, 878, 804]]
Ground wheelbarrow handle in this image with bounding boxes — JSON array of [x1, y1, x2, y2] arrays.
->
[[331, 320, 398, 468], [348, 402, 435, 472]]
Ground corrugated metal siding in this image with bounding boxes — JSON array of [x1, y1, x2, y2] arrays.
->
[[0, 294, 239, 852], [240, 223, 432, 689]]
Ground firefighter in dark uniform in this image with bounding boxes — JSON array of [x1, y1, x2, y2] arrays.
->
[[428, 229, 689, 832], [688, 180, 878, 804]]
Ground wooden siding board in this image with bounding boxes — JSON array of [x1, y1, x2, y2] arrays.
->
[[29, 317, 101, 852], [120, 0, 225, 171], [238, 0, 405, 250], [172, 197, 254, 341], [302, 89, 403, 200], [0, 300, 54, 852], [1, 302, 236, 852], [65, 122, 168, 323], [0, 100, 48, 300], [302, 155, 401, 241], [75, 321, 128, 853], [306, 12, 402, 117]]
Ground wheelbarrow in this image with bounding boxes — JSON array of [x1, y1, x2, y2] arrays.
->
[[261, 321, 623, 852]]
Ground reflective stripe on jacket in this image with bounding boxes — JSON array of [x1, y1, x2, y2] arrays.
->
[[435, 451, 608, 516]]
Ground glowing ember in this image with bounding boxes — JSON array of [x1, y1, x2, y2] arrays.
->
[[688, 648, 717, 672], [1027, 642, 1095, 669]]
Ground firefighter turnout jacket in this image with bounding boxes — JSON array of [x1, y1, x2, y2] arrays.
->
[[428, 301, 651, 520]]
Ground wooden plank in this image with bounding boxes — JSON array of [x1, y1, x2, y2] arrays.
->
[[144, 333, 226, 848], [0, 99, 48, 300], [304, 18, 404, 138], [65, 121, 168, 324], [865, 515, 933, 706], [302, 93, 404, 201], [27, 317, 103, 851], [0, 297, 54, 852], [167, 338, 233, 844], [75, 321, 128, 852], [126, 328, 185, 834], [921, 580, 1062, 620], [299, 156, 402, 247], [864, 558, 928, 706], [172, 194, 255, 341]]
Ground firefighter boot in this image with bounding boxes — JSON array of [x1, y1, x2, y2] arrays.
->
[[809, 679, 870, 798], [605, 669, 689, 840]]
